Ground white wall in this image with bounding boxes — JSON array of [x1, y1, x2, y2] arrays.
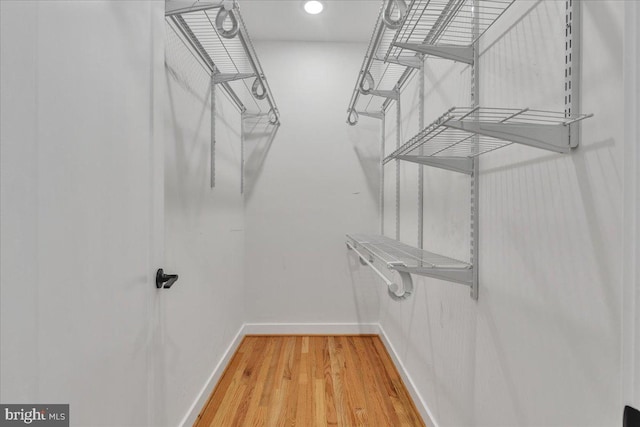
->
[[361, 1, 627, 426], [623, 0, 640, 412], [244, 41, 381, 326], [162, 22, 245, 426], [1, 1, 164, 425]]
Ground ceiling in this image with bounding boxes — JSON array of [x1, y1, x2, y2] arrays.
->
[[239, 0, 381, 43]]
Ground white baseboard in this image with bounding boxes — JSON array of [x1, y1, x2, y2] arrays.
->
[[243, 322, 380, 335], [179, 324, 246, 427], [377, 324, 439, 427]]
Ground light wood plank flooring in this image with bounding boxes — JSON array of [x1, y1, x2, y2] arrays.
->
[[194, 335, 426, 427]]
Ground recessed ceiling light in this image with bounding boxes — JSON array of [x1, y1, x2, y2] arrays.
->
[[304, 0, 324, 15]]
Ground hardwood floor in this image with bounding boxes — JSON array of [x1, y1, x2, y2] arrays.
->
[[194, 335, 426, 427]]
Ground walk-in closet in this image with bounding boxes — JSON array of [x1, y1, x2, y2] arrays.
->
[[1, 0, 639, 426]]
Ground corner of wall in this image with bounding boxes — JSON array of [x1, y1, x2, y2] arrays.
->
[[377, 323, 439, 427], [179, 324, 247, 427]]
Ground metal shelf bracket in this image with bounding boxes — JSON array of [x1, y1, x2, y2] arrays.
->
[[443, 121, 572, 153], [369, 89, 400, 100], [357, 111, 385, 120], [376, 55, 423, 69], [393, 42, 474, 65], [394, 265, 473, 287], [396, 155, 473, 174], [212, 72, 255, 84]]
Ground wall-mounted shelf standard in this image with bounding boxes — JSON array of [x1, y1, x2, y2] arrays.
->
[[346, 0, 515, 125], [346, 234, 475, 299], [166, 0, 279, 188], [384, 107, 593, 173]]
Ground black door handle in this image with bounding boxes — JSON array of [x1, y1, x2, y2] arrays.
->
[[156, 268, 179, 289]]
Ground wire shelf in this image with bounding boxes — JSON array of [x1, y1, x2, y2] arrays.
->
[[167, 1, 279, 123], [384, 107, 593, 169], [348, 233, 469, 268], [346, 234, 473, 289], [385, 0, 514, 61], [347, 0, 514, 124]]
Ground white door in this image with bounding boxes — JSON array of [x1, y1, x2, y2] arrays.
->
[[0, 1, 165, 426]]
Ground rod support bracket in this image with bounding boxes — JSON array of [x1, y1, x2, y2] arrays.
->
[[386, 265, 414, 300]]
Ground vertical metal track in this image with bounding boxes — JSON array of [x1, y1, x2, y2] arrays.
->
[[240, 112, 245, 194], [418, 63, 425, 249], [565, 0, 581, 147], [470, 0, 480, 300], [380, 112, 386, 235], [211, 73, 216, 188], [395, 93, 402, 241]]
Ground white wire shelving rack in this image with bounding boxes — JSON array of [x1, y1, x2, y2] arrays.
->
[[346, 0, 590, 301], [346, 0, 515, 125], [166, 0, 279, 188], [385, 107, 593, 174]]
